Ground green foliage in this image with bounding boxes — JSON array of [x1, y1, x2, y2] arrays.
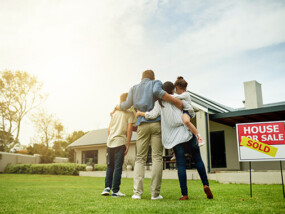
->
[[0, 130, 14, 152], [27, 144, 56, 163], [0, 70, 45, 152], [66, 131, 86, 144], [26, 143, 46, 155], [93, 164, 107, 171], [66, 131, 86, 162], [30, 109, 62, 150], [52, 140, 68, 157], [26, 130, 87, 163], [4, 163, 86, 175], [39, 148, 55, 163]]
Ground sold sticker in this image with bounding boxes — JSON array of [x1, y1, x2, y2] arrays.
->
[[240, 137, 278, 157]]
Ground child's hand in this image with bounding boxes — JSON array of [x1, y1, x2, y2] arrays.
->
[[110, 108, 116, 117], [124, 145, 129, 156], [136, 111, 142, 118]]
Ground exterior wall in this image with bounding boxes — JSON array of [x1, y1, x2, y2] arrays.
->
[[209, 121, 284, 171], [0, 152, 68, 172], [196, 110, 210, 172], [74, 148, 82, 164], [80, 170, 285, 185], [240, 161, 284, 171], [98, 146, 107, 164], [209, 121, 240, 171], [0, 152, 40, 172], [54, 157, 69, 163]]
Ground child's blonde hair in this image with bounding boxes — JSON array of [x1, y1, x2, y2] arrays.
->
[[120, 93, 128, 103]]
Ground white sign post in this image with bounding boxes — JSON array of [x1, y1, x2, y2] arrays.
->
[[236, 121, 285, 198]]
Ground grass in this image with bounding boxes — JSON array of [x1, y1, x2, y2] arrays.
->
[[0, 174, 284, 214]]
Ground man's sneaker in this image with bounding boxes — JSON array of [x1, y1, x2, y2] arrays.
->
[[131, 194, 141, 199], [204, 185, 213, 199], [197, 134, 205, 147], [101, 187, 110, 196], [151, 195, 163, 200], [111, 191, 126, 197]]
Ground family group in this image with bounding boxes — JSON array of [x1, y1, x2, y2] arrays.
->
[[101, 70, 213, 200]]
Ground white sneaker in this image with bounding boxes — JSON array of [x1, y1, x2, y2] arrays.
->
[[131, 194, 141, 199], [101, 187, 110, 196], [151, 195, 163, 200], [111, 191, 126, 197]]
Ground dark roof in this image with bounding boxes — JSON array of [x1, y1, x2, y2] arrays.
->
[[68, 128, 137, 148], [210, 104, 285, 126]]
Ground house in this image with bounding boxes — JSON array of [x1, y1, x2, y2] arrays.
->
[[68, 128, 138, 167], [68, 80, 285, 172]]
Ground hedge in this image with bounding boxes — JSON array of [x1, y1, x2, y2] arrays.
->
[[4, 163, 86, 175], [93, 164, 107, 171]]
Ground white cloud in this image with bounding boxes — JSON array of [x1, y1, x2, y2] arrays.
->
[[0, 0, 284, 145]]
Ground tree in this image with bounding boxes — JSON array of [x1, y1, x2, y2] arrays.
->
[[30, 109, 63, 163], [30, 109, 63, 149], [0, 70, 46, 152], [27, 143, 46, 155], [52, 140, 68, 157], [0, 130, 14, 151], [54, 122, 64, 140], [66, 130, 86, 145], [66, 130, 86, 162]]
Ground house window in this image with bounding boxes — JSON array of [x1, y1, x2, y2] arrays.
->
[[210, 131, 227, 168], [82, 150, 98, 164]]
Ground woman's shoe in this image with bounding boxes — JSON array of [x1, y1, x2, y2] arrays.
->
[[204, 185, 213, 199], [179, 195, 189, 200]]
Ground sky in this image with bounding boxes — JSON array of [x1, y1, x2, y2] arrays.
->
[[0, 0, 285, 146]]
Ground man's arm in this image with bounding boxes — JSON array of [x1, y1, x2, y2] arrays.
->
[[118, 88, 133, 111], [153, 80, 183, 110], [161, 93, 183, 110], [125, 123, 133, 156]]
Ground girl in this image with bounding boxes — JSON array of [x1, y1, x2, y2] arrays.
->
[[174, 76, 205, 147]]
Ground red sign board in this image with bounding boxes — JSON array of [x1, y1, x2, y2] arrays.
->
[[238, 122, 285, 145]]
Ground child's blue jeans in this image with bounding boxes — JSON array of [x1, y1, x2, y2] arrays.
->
[[105, 145, 125, 193]]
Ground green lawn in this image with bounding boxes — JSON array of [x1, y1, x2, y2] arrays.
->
[[0, 174, 284, 214]]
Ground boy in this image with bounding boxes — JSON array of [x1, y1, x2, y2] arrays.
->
[[101, 93, 135, 197]]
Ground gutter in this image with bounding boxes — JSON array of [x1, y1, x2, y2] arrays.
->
[[205, 112, 211, 173]]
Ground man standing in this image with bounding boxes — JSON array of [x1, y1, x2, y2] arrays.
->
[[116, 70, 182, 200]]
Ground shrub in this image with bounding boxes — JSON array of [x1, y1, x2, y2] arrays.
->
[[40, 149, 55, 163], [94, 164, 107, 171], [4, 163, 86, 175]]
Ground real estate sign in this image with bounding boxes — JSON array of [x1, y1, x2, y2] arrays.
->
[[236, 121, 285, 162]]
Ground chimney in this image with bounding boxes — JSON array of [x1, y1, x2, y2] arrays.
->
[[243, 80, 263, 109]]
